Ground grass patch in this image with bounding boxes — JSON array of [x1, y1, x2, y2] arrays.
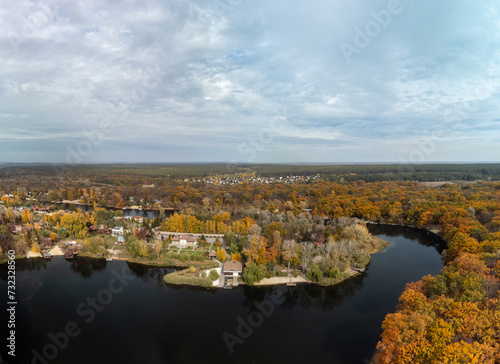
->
[[163, 268, 214, 287], [127, 256, 218, 269]]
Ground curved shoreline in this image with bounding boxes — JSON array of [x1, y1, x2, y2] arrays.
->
[[4, 222, 445, 290]]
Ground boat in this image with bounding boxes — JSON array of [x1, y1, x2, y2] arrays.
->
[[43, 252, 52, 259], [64, 252, 74, 259]]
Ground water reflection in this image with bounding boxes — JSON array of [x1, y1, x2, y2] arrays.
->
[[68, 257, 107, 278], [49, 202, 170, 218], [0, 225, 445, 364], [236, 270, 367, 319], [0, 258, 48, 281], [127, 261, 178, 287], [367, 223, 446, 253]]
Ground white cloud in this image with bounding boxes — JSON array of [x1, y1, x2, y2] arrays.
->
[[1, 0, 500, 163]]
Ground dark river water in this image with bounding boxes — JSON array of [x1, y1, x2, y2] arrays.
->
[[0, 224, 444, 364]]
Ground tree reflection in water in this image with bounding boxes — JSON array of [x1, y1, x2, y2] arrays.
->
[[69, 257, 107, 278]]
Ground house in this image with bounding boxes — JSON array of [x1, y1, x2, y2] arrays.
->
[[222, 260, 243, 277], [133, 216, 144, 224], [155, 231, 170, 240], [208, 250, 216, 259], [111, 226, 124, 237], [171, 234, 197, 248], [41, 237, 53, 248], [98, 227, 111, 235], [222, 260, 243, 288]]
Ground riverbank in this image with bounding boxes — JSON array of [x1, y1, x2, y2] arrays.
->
[[162, 236, 390, 289], [163, 267, 217, 288], [3, 224, 444, 364], [365, 220, 444, 237], [254, 275, 309, 286]]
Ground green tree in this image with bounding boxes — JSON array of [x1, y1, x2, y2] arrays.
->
[[306, 263, 323, 282]]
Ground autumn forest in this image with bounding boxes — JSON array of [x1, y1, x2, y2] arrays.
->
[[1, 164, 500, 362]]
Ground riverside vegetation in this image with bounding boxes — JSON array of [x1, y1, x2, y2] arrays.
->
[[1, 165, 500, 362]]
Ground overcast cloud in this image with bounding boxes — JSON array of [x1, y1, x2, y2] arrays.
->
[[1, 0, 500, 164]]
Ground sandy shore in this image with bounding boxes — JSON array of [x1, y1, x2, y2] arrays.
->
[[49, 245, 64, 256], [254, 275, 309, 286]]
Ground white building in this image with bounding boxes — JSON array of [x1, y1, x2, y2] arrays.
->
[[171, 234, 197, 248], [111, 226, 124, 237]]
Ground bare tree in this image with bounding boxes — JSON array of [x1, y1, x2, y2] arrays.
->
[[282, 239, 298, 262], [300, 241, 315, 271], [321, 242, 336, 270], [248, 224, 262, 237]]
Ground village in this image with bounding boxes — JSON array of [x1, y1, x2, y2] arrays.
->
[[0, 200, 318, 289]]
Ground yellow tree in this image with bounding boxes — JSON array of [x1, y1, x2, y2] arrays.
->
[[21, 209, 33, 224], [242, 236, 276, 266], [5, 208, 15, 223]]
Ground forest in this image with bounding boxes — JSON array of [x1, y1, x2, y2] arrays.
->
[[2, 162, 500, 183], [0, 164, 499, 362]]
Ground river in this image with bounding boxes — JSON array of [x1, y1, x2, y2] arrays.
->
[[0, 224, 444, 364], [39, 202, 173, 219]]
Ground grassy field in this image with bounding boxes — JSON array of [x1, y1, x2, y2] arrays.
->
[[163, 268, 215, 287]]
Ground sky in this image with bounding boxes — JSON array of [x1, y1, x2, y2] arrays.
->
[[1, 0, 500, 165]]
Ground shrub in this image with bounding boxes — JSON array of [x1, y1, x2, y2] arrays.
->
[[328, 267, 340, 279], [336, 260, 348, 272], [31, 242, 41, 253], [292, 270, 299, 278], [201, 271, 207, 278], [351, 253, 370, 269], [243, 263, 268, 285], [306, 263, 323, 282], [189, 266, 196, 273], [245, 274, 256, 286]]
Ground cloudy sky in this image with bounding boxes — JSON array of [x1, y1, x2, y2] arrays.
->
[[1, 0, 500, 164]]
